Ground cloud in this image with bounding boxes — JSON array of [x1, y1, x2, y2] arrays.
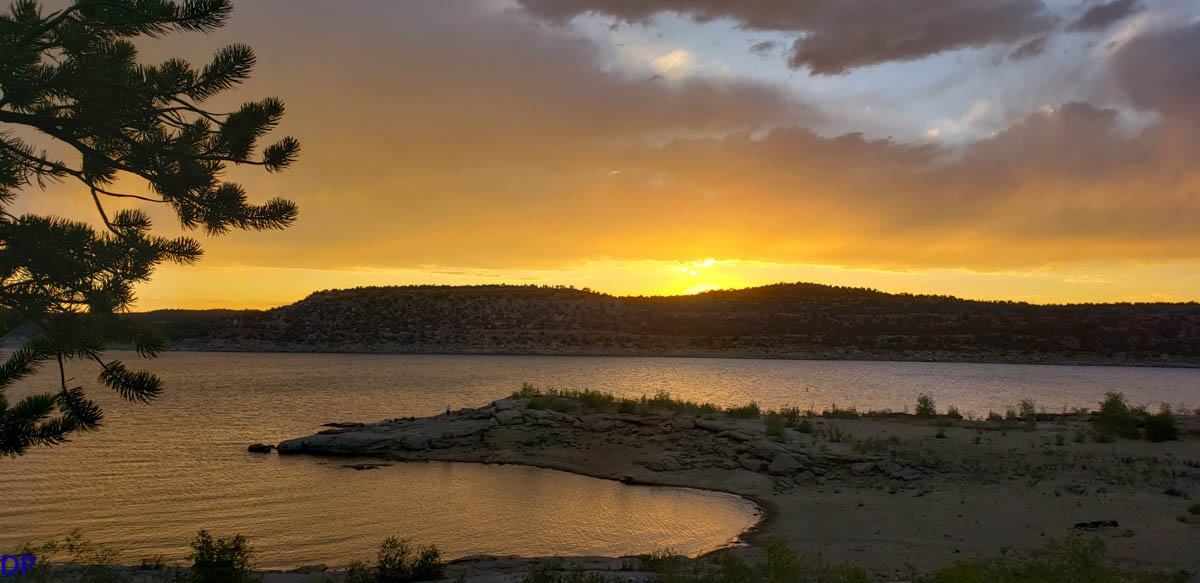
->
[[22, 1, 1200, 284], [651, 49, 693, 76], [1111, 22, 1200, 117], [517, 0, 1058, 74], [1009, 35, 1049, 60], [748, 40, 778, 57], [1067, 0, 1145, 32]]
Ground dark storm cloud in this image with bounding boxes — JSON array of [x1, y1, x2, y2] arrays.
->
[[1111, 22, 1200, 117], [517, 0, 1058, 74], [1067, 0, 1144, 32]]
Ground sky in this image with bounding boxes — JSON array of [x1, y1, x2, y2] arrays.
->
[[16, 0, 1200, 309]]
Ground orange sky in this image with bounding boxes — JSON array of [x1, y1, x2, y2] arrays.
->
[[13, 1, 1200, 310]]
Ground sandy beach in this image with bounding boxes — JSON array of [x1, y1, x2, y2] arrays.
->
[[259, 393, 1200, 581]]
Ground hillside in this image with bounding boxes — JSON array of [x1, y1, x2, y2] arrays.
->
[[125, 283, 1200, 366]]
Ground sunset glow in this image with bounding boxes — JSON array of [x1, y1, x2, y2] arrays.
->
[[13, 0, 1200, 310]]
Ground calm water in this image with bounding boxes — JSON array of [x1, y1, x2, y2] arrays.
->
[[2, 352, 1198, 568]]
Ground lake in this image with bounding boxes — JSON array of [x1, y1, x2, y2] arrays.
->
[[2, 351, 1197, 569]]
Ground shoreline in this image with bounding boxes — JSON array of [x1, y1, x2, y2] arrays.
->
[[272, 392, 1200, 580], [144, 344, 1200, 369]]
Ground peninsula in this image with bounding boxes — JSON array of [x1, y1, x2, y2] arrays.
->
[[271, 388, 1200, 580]]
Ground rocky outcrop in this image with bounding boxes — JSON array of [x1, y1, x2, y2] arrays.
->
[[275, 396, 932, 493]]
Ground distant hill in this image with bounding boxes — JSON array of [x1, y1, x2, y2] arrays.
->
[[127, 283, 1200, 366]]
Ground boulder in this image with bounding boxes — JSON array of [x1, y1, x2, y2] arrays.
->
[[585, 417, 616, 432], [674, 418, 696, 431], [493, 399, 521, 411], [750, 443, 778, 461], [247, 443, 273, 454], [494, 409, 524, 426], [737, 454, 766, 472], [717, 430, 754, 442], [767, 453, 802, 476], [850, 462, 875, 476], [647, 458, 683, 472]]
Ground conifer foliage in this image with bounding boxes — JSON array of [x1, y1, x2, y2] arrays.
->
[[0, 0, 299, 455]]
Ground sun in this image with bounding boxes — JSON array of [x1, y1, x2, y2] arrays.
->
[[683, 282, 724, 295]]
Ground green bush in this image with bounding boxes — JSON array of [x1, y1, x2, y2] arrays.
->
[[823, 404, 860, 419], [916, 394, 936, 418], [576, 390, 614, 411], [610, 539, 869, 583], [189, 530, 255, 583], [764, 414, 787, 439], [853, 436, 900, 454], [794, 418, 814, 433], [921, 535, 1187, 583], [1144, 406, 1178, 442], [617, 398, 639, 415], [1019, 399, 1038, 428], [986, 411, 1004, 422], [726, 402, 761, 419], [778, 406, 802, 426], [1094, 393, 1141, 440], [944, 406, 963, 420], [376, 536, 444, 582], [527, 395, 552, 410], [514, 383, 541, 398]]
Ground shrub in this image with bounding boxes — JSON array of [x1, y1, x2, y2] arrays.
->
[[944, 406, 963, 420], [824, 404, 860, 419], [915, 394, 936, 418], [759, 538, 870, 583], [987, 411, 1004, 422], [1188, 503, 1200, 516], [854, 436, 900, 454], [522, 558, 611, 583], [764, 414, 787, 439], [514, 383, 541, 398], [794, 418, 814, 433], [617, 398, 639, 415], [576, 390, 614, 411], [935, 423, 948, 439], [376, 536, 444, 582], [827, 424, 849, 443], [189, 530, 254, 583], [778, 406, 802, 426], [1144, 406, 1178, 442], [527, 395, 552, 410], [1094, 392, 1140, 440], [345, 560, 374, 583], [923, 535, 1188, 583], [1019, 399, 1038, 428], [726, 402, 761, 419]]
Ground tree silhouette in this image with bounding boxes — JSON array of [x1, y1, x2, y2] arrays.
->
[[0, 0, 298, 456]]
